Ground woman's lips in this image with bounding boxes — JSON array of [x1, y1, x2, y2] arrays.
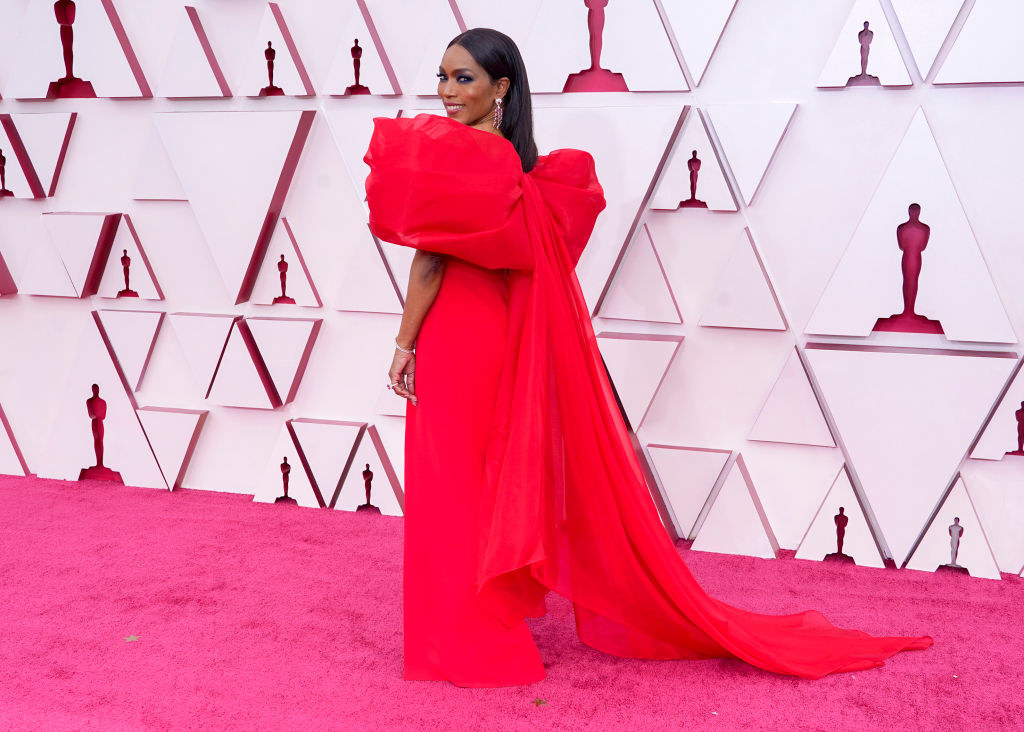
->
[[444, 103, 465, 114]]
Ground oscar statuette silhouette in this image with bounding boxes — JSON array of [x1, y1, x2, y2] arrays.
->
[[356, 462, 381, 514], [678, 150, 708, 209], [259, 41, 284, 96], [116, 249, 138, 298], [937, 517, 968, 575], [823, 506, 855, 563], [272, 254, 296, 304], [872, 203, 944, 335], [846, 21, 881, 87], [46, 0, 96, 98], [563, 0, 628, 92], [274, 456, 298, 504], [343, 38, 370, 95], [78, 384, 123, 482]]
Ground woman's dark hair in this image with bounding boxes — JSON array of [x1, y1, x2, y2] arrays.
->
[[447, 28, 538, 173]]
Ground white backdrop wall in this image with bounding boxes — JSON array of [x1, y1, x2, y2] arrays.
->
[[1, 0, 1022, 580]]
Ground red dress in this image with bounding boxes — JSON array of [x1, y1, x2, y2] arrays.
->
[[364, 113, 932, 688]]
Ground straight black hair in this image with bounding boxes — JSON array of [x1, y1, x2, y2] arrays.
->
[[447, 28, 538, 173]]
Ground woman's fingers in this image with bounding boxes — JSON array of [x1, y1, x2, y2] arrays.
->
[[402, 356, 417, 405], [390, 374, 409, 398], [404, 358, 416, 393], [388, 367, 406, 397], [388, 352, 416, 404]]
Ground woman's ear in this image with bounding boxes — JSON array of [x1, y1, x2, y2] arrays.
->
[[497, 77, 511, 99]]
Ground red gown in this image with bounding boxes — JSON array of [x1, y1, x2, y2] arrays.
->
[[363, 113, 933, 687]]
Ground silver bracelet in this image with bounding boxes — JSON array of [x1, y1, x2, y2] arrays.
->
[[395, 338, 415, 354]]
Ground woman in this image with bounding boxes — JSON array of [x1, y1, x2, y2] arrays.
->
[[364, 28, 932, 688]]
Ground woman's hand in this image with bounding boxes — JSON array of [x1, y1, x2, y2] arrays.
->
[[388, 347, 417, 406]]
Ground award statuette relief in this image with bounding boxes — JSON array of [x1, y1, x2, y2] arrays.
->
[[562, 0, 628, 92], [47, 0, 97, 98]]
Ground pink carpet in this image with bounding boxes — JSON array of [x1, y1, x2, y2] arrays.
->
[[0, 473, 1019, 729]]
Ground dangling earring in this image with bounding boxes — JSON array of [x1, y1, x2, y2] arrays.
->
[[492, 97, 503, 129]]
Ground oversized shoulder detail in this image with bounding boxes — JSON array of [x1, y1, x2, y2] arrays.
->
[[529, 148, 599, 190], [364, 113, 522, 181], [362, 113, 533, 270], [528, 148, 607, 266]]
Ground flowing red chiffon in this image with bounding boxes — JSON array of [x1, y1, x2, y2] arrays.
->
[[364, 113, 932, 687]]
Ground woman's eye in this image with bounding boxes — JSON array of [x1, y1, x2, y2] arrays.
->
[[458, 75, 471, 82], [436, 73, 446, 80]]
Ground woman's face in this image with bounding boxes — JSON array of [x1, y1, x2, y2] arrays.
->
[[437, 44, 509, 135]]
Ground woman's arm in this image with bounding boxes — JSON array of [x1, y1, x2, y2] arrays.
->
[[388, 250, 447, 406]]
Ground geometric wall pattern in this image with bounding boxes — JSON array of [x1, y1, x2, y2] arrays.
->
[[2, 0, 1024, 583]]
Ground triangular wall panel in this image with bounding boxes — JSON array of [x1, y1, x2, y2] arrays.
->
[[167, 313, 238, 397], [905, 476, 1001, 579], [805, 345, 1015, 564], [646, 444, 730, 539], [253, 423, 321, 508], [207, 320, 278, 409], [890, 0, 965, 79], [650, 109, 736, 212], [7, 0, 150, 99], [795, 467, 886, 568], [699, 229, 785, 331], [598, 224, 682, 324], [660, 0, 738, 84], [245, 317, 322, 405], [748, 349, 835, 447], [740, 442, 844, 550], [596, 333, 683, 429], [705, 103, 796, 205], [960, 459, 1024, 574], [805, 109, 1015, 343], [136, 407, 208, 490], [157, 5, 230, 98], [691, 457, 778, 559], [322, 2, 399, 95], [95, 309, 163, 392], [934, 0, 1024, 84], [96, 214, 162, 300], [243, 3, 315, 97], [6, 112, 76, 197], [288, 418, 365, 507], [333, 429, 403, 515], [817, 0, 911, 88], [250, 218, 321, 307]]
